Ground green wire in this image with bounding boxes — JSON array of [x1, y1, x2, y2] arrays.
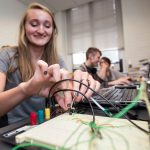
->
[[105, 128, 130, 150], [68, 138, 95, 150], [12, 116, 135, 150], [73, 127, 89, 150], [12, 83, 145, 150], [113, 83, 144, 118], [69, 122, 102, 150], [88, 133, 97, 150], [101, 130, 117, 150], [61, 123, 83, 149], [12, 142, 55, 150]]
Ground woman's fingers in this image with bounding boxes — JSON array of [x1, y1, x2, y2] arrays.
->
[[47, 64, 61, 82], [73, 70, 100, 102], [35, 60, 48, 79], [84, 75, 97, 98], [55, 94, 67, 110], [35, 62, 101, 110], [74, 71, 89, 101], [31, 61, 62, 97], [36, 60, 62, 84], [58, 69, 72, 109], [73, 70, 82, 95], [36, 63, 72, 109], [36, 60, 61, 82]]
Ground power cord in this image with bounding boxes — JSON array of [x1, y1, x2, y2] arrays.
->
[[50, 89, 95, 123]]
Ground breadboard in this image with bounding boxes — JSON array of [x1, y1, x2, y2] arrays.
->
[[16, 113, 150, 150]]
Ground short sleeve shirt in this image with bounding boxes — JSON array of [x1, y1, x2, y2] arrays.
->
[[0, 47, 65, 123]]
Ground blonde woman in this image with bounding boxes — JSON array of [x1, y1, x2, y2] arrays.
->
[[0, 3, 100, 125]]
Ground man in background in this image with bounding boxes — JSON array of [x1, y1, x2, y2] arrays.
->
[[79, 47, 131, 87]]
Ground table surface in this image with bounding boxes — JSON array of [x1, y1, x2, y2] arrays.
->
[[0, 109, 149, 150]]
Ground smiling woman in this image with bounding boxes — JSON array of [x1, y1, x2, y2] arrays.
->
[[25, 9, 53, 47], [18, 3, 59, 81], [0, 3, 61, 124], [0, 3, 100, 125]]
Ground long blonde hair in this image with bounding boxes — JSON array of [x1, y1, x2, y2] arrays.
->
[[17, 3, 58, 81]]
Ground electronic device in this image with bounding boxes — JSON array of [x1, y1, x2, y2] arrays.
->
[[15, 113, 150, 150], [0, 118, 30, 146], [78, 84, 144, 107]]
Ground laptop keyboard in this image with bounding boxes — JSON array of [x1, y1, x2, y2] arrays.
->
[[92, 86, 142, 105]]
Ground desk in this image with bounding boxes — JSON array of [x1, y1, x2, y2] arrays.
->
[[0, 118, 29, 150], [0, 118, 57, 150], [15, 113, 150, 150], [0, 141, 13, 150], [0, 112, 149, 150]]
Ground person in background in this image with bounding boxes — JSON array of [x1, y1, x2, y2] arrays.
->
[[79, 47, 131, 87], [0, 3, 100, 125], [79, 47, 103, 83], [98, 57, 131, 86]]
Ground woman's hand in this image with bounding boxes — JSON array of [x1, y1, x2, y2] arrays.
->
[[19, 61, 101, 111], [73, 70, 100, 102], [19, 60, 61, 97], [54, 68, 73, 110], [55, 69, 101, 110], [19, 60, 73, 110]]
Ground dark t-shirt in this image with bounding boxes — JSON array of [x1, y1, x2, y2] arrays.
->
[[79, 63, 104, 83]]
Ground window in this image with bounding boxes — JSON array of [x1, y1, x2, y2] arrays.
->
[[102, 49, 119, 63], [72, 49, 119, 69], [66, 0, 123, 68], [73, 52, 86, 68]]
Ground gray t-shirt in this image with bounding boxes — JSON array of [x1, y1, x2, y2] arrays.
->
[[103, 69, 126, 82], [0, 47, 65, 123]]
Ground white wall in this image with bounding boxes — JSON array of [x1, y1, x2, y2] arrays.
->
[[1, 0, 150, 72], [121, 0, 150, 70], [0, 0, 26, 47], [55, 12, 72, 71], [0, 0, 72, 70], [56, 0, 150, 71]]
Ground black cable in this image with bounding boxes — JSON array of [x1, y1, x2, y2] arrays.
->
[[47, 78, 149, 134], [50, 88, 102, 136], [50, 89, 95, 123]]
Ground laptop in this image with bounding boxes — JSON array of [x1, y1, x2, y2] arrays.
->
[[76, 82, 145, 108]]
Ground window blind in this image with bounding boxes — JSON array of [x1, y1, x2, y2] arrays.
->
[[66, 0, 123, 54]]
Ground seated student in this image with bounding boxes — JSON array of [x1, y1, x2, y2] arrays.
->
[[79, 47, 131, 87], [0, 3, 100, 125], [79, 47, 103, 83], [98, 57, 131, 85]]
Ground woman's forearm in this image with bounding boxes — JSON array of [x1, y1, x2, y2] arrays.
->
[[0, 84, 29, 117]]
